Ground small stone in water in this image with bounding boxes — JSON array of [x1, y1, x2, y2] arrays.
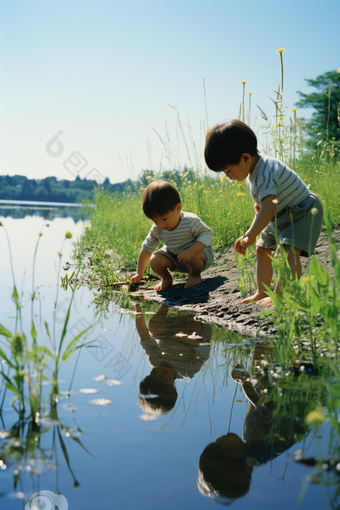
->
[[94, 375, 106, 381], [187, 332, 203, 339], [106, 380, 121, 386], [90, 398, 113, 406], [139, 413, 157, 421]]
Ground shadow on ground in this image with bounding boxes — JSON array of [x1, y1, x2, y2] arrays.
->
[[157, 275, 228, 306]]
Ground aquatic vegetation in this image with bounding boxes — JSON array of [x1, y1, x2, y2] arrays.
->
[[0, 224, 96, 492]]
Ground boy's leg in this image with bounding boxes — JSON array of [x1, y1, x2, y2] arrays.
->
[[256, 245, 301, 306], [150, 253, 176, 291], [239, 246, 273, 304], [185, 251, 205, 289], [272, 245, 301, 296]]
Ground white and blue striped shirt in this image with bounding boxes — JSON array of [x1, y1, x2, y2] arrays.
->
[[142, 211, 213, 255], [247, 155, 310, 213]]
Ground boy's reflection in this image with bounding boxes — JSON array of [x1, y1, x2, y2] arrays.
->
[[135, 304, 212, 415], [198, 345, 320, 505]]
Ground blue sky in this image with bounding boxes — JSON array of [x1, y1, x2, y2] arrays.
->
[[1, 0, 339, 184]]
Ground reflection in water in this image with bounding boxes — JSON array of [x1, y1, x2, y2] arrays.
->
[[135, 305, 212, 416], [0, 203, 93, 221], [198, 345, 325, 505]]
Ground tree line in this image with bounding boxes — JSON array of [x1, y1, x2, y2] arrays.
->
[[0, 175, 134, 203]]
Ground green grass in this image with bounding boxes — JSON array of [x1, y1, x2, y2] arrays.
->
[[73, 153, 340, 285]]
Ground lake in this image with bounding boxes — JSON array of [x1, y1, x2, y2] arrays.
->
[[0, 203, 338, 509]]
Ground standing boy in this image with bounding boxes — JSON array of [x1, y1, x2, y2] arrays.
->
[[131, 180, 214, 290], [204, 119, 323, 306]]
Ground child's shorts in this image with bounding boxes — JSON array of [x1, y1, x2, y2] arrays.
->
[[153, 245, 214, 274], [256, 192, 323, 257]]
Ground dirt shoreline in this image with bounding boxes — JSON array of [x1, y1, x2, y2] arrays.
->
[[130, 228, 340, 338]]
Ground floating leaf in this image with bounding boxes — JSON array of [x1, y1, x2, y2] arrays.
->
[[89, 398, 113, 406]]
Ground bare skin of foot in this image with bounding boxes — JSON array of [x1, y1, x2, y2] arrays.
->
[[154, 276, 173, 291], [184, 275, 202, 289], [239, 291, 273, 306], [256, 296, 274, 306]]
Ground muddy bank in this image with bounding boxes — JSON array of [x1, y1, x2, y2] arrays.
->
[[130, 228, 340, 337]]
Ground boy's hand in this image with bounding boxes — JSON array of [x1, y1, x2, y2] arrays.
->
[[177, 248, 194, 265], [234, 236, 256, 255], [131, 273, 143, 283]]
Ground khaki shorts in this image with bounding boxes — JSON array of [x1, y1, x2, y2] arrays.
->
[[257, 193, 323, 257], [154, 245, 214, 273]]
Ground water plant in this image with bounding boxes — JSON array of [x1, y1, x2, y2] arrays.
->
[[0, 223, 95, 493]]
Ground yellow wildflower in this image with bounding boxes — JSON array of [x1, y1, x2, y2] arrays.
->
[[237, 184, 242, 187], [274, 123, 281, 129], [337, 69, 340, 73], [291, 108, 298, 112], [276, 48, 285, 53], [302, 277, 309, 283], [249, 92, 253, 95], [236, 193, 245, 197], [205, 190, 211, 194], [140, 187, 146, 191], [221, 175, 227, 181], [241, 80, 247, 84], [305, 410, 325, 427]]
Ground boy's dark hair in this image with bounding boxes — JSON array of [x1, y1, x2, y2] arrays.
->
[[142, 180, 181, 219], [204, 119, 259, 172], [139, 363, 177, 415], [198, 442, 252, 501]]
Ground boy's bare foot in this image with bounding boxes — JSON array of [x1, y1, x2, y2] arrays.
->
[[184, 276, 202, 289], [239, 292, 267, 304], [239, 292, 274, 306], [154, 276, 173, 291], [256, 296, 274, 307]]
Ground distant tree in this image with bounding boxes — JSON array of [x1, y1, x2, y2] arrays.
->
[[22, 179, 32, 196], [296, 70, 340, 145], [103, 177, 110, 189], [42, 178, 51, 194]]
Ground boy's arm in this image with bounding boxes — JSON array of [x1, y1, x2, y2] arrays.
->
[[131, 248, 152, 282], [177, 215, 212, 264], [177, 240, 207, 265], [235, 195, 276, 255]]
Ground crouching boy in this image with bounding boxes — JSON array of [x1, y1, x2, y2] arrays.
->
[[131, 180, 214, 290], [204, 119, 323, 306]]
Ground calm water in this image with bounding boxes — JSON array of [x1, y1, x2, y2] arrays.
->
[[0, 205, 338, 509]]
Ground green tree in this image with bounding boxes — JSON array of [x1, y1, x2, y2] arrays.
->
[[296, 70, 340, 146]]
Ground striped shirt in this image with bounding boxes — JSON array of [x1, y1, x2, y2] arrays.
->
[[247, 155, 310, 213], [142, 211, 213, 255]]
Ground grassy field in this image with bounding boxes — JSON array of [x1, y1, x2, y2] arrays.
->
[[73, 149, 340, 284]]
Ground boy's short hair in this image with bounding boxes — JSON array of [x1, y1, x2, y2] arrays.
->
[[142, 180, 181, 219], [204, 119, 259, 172], [198, 442, 252, 503], [139, 369, 177, 415]]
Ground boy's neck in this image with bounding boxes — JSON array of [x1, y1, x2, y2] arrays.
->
[[248, 155, 260, 178]]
